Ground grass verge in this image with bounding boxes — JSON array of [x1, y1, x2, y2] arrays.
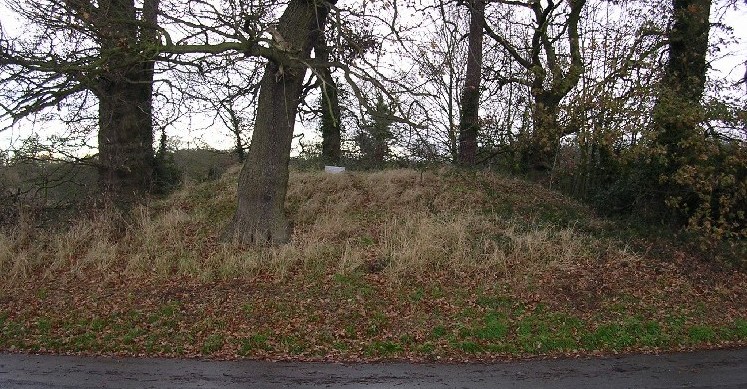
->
[[0, 167, 745, 361]]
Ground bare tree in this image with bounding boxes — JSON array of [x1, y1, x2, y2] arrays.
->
[[152, 0, 419, 244], [1, 0, 163, 206], [221, 0, 337, 244], [457, 0, 485, 166], [400, 1, 467, 162], [482, 0, 586, 171]]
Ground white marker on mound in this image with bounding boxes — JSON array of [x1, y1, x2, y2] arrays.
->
[[324, 166, 346, 174]]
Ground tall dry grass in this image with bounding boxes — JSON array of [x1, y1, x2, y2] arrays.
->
[[0, 167, 638, 286]]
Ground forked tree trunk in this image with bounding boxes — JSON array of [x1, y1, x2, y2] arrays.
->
[[518, 0, 585, 172], [458, 0, 485, 166], [223, 0, 334, 245]]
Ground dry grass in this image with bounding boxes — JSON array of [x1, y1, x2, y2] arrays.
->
[[0, 167, 634, 289], [1, 167, 745, 360]]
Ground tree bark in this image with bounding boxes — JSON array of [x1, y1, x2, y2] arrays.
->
[[648, 0, 711, 215], [97, 73, 155, 204], [315, 32, 342, 166], [653, 0, 711, 159], [224, 0, 334, 245], [520, 0, 586, 172], [458, 0, 485, 166], [94, 0, 159, 206]]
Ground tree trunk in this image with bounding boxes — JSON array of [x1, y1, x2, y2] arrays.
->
[[518, 0, 586, 172], [522, 92, 563, 171], [95, 0, 158, 206], [223, 0, 334, 245], [653, 0, 711, 160], [648, 0, 711, 217], [458, 0, 485, 166], [315, 33, 342, 166], [97, 75, 155, 205]]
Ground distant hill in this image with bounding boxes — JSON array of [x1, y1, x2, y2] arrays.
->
[[172, 149, 237, 182]]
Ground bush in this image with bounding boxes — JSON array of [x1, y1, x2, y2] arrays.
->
[[153, 151, 183, 195], [666, 140, 747, 243]]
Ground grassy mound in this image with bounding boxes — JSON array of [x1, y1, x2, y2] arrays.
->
[[0, 167, 745, 360], [0, 167, 606, 281]]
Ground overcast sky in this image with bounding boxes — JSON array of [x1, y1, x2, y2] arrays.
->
[[1, 1, 746, 156]]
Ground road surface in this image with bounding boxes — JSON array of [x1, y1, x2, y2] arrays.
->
[[1, 348, 745, 388]]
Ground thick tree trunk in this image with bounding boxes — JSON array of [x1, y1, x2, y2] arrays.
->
[[224, 0, 334, 245], [315, 33, 342, 166], [654, 0, 711, 160], [458, 0, 485, 166], [648, 0, 711, 216], [97, 75, 154, 205], [95, 0, 158, 206]]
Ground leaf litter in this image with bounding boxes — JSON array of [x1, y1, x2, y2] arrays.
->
[[0, 168, 745, 361]]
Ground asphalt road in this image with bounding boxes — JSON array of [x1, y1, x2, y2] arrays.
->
[[1, 348, 746, 388]]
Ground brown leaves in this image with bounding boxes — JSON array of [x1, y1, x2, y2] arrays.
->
[[1, 169, 745, 361]]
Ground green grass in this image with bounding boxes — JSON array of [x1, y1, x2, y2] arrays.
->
[[279, 335, 307, 355], [365, 340, 403, 357], [333, 273, 374, 298], [431, 325, 447, 339], [688, 326, 716, 343], [36, 317, 52, 334], [238, 334, 272, 355], [202, 334, 225, 354], [583, 320, 661, 350], [473, 313, 510, 340], [0, 294, 745, 359]]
